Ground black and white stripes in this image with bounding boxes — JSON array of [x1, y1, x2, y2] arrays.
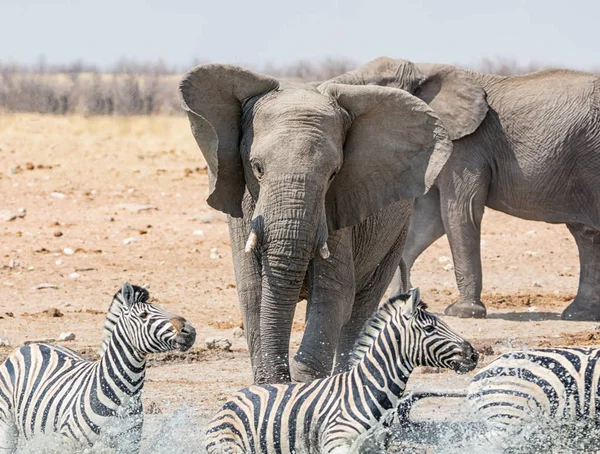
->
[[0, 282, 196, 453], [468, 347, 600, 434], [205, 288, 478, 454]]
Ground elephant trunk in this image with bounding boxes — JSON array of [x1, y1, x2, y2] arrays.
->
[[254, 175, 325, 384]]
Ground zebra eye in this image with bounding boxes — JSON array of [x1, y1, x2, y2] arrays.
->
[[423, 325, 436, 334], [138, 310, 150, 320]]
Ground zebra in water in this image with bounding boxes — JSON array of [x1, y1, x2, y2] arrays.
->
[[468, 347, 600, 435], [204, 288, 479, 454], [0, 282, 196, 453]]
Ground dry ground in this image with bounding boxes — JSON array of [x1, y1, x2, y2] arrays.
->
[[1, 115, 599, 433]]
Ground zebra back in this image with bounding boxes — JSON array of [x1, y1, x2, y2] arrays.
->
[[468, 347, 600, 432], [98, 284, 150, 356]]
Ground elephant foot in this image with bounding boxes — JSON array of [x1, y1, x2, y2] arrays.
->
[[444, 300, 487, 319], [561, 298, 600, 321], [290, 355, 327, 383]]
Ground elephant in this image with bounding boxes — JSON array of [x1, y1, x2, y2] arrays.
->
[[329, 57, 600, 320], [179, 64, 452, 384]]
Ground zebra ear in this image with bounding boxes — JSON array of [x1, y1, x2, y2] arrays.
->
[[401, 288, 421, 318], [121, 282, 135, 310]]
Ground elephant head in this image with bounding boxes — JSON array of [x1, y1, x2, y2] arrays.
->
[[179, 64, 452, 383], [329, 57, 489, 141]]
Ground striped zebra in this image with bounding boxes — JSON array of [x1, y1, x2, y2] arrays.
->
[[205, 288, 478, 454], [0, 282, 196, 453], [468, 347, 600, 435]]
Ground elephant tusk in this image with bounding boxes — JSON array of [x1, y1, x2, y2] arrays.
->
[[319, 243, 330, 259], [245, 231, 258, 253]]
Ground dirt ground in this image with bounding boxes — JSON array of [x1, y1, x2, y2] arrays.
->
[[1, 114, 599, 430]]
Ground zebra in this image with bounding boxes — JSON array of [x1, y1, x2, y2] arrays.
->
[[0, 282, 196, 453], [468, 347, 600, 437], [204, 288, 479, 454]]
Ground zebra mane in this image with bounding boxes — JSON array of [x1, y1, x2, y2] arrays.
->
[[349, 293, 427, 368], [98, 284, 149, 356]]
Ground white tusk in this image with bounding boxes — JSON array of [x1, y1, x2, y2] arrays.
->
[[319, 243, 330, 259], [244, 231, 258, 253]]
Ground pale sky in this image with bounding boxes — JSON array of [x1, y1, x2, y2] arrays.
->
[[2, 0, 598, 71]]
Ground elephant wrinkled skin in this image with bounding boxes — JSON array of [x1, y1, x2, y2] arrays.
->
[[179, 64, 452, 383], [331, 57, 600, 320]]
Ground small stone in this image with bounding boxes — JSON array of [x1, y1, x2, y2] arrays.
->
[[443, 263, 454, 271], [55, 259, 63, 265], [192, 213, 214, 224], [533, 281, 542, 288], [524, 251, 538, 257], [1, 208, 26, 222], [35, 283, 58, 290], [115, 203, 158, 213], [50, 192, 66, 199], [480, 240, 487, 248], [192, 229, 205, 236], [42, 308, 63, 317], [25, 162, 35, 170], [123, 237, 137, 245], [232, 327, 245, 339], [8, 258, 19, 268], [0, 336, 10, 347], [438, 256, 450, 263], [27, 266, 34, 271], [526, 230, 537, 236], [53, 230, 63, 237], [205, 337, 232, 351], [210, 248, 221, 260], [63, 248, 74, 255], [69, 272, 80, 279], [58, 332, 76, 341]]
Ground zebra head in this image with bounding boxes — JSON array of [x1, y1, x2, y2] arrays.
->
[[393, 288, 478, 374], [118, 282, 197, 354]]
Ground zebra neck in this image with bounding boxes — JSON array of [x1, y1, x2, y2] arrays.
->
[[350, 332, 413, 417], [96, 322, 147, 406]]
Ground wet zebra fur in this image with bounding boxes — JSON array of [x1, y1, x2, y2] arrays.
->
[[205, 288, 478, 454], [468, 347, 600, 434], [0, 282, 196, 453]]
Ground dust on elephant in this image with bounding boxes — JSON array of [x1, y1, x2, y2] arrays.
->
[[331, 57, 600, 320], [179, 64, 452, 383]]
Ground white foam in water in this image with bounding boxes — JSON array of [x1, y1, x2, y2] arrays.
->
[[13, 406, 211, 454]]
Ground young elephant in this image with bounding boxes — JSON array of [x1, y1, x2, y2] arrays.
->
[[330, 57, 600, 320], [179, 64, 453, 384], [205, 288, 478, 454], [0, 283, 196, 453]]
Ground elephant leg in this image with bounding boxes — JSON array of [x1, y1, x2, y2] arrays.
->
[[291, 229, 355, 383], [389, 188, 446, 296], [335, 238, 406, 373], [440, 173, 488, 319], [228, 193, 265, 382], [561, 223, 600, 321]]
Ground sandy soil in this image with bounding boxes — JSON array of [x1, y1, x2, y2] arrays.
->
[[1, 114, 598, 436]]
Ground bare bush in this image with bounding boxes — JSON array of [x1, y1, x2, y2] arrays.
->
[[0, 57, 596, 115]]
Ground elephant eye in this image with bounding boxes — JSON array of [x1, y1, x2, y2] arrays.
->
[[329, 171, 337, 182], [252, 161, 264, 180]]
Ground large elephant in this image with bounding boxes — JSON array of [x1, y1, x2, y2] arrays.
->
[[330, 57, 600, 320], [179, 64, 452, 383]]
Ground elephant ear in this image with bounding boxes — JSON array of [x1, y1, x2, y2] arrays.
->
[[413, 63, 488, 141], [322, 84, 452, 231], [179, 64, 279, 217]]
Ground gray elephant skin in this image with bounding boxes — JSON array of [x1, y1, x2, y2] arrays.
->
[[331, 57, 600, 320], [179, 64, 452, 383]]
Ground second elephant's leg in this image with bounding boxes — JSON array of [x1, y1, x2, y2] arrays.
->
[[561, 223, 600, 321], [389, 188, 446, 296], [290, 230, 355, 382], [440, 172, 489, 319]]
